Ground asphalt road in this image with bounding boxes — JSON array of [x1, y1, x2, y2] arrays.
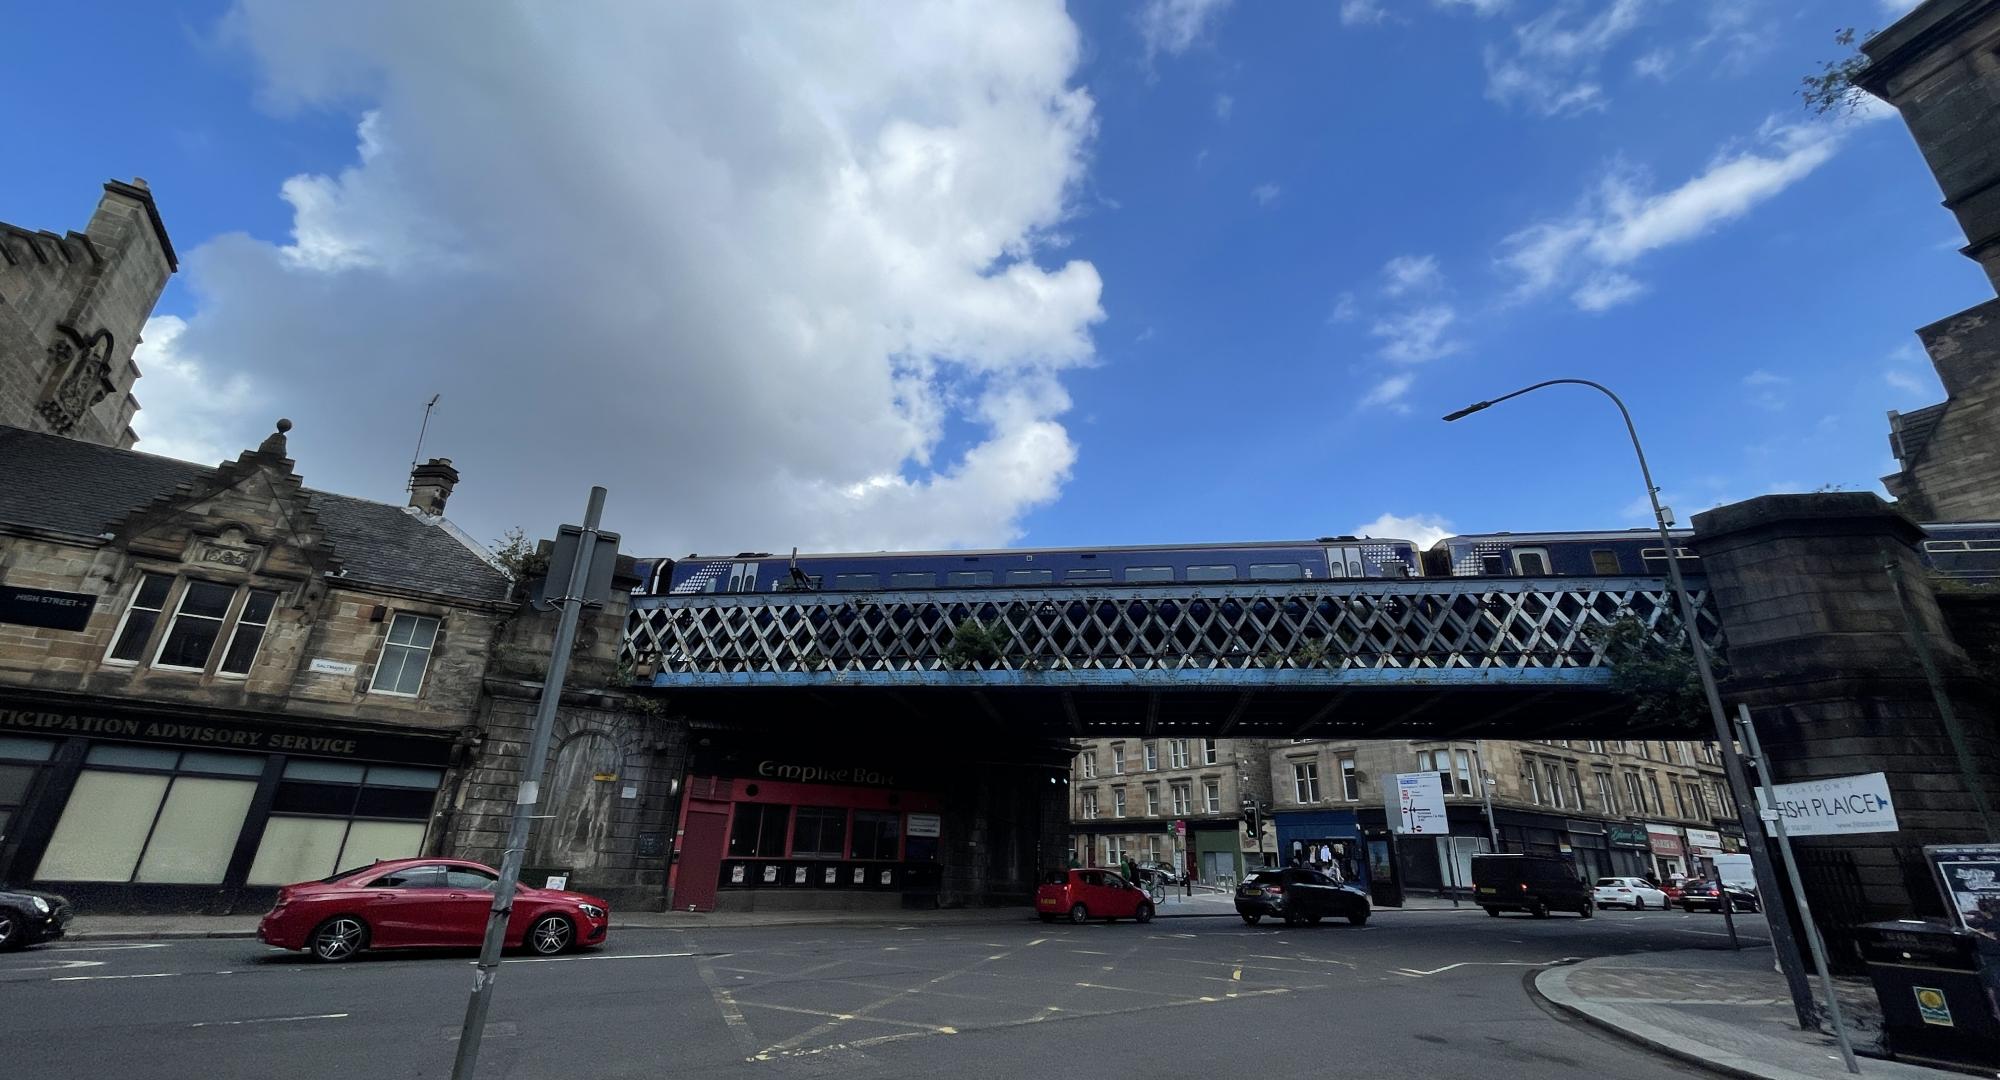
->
[[0, 905, 1765, 1079]]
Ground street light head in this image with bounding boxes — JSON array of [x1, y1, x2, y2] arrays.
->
[[1442, 401, 1492, 422]]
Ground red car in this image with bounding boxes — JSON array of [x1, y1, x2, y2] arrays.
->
[[1035, 868, 1155, 924], [257, 858, 610, 963]]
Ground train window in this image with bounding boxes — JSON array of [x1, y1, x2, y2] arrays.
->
[[832, 573, 880, 591], [1005, 569, 1054, 585], [1186, 565, 1237, 582], [1478, 553, 1506, 576], [1249, 562, 1303, 581], [1924, 541, 1970, 552], [1589, 549, 1622, 574], [1124, 566, 1174, 583], [1064, 569, 1113, 583], [1969, 541, 2000, 551], [945, 571, 993, 586], [1513, 548, 1550, 576], [889, 572, 936, 588]]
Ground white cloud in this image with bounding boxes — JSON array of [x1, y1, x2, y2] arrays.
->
[[1137, 0, 1232, 61], [1743, 369, 1789, 410], [1340, 0, 1387, 26], [1214, 93, 1234, 120], [1352, 511, 1453, 549], [1742, 370, 1787, 386], [1252, 182, 1281, 205], [1884, 342, 1938, 399], [129, 315, 259, 465], [1329, 291, 1360, 323], [1633, 48, 1672, 80], [1570, 271, 1645, 311], [1483, 0, 1645, 118], [1361, 373, 1416, 412], [1498, 114, 1866, 310], [1879, 0, 1920, 15], [1435, 0, 1508, 15], [1370, 305, 1462, 364], [1381, 253, 1443, 297], [152, 1, 1104, 555]]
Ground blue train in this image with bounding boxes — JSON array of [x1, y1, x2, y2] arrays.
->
[[632, 522, 2000, 596]]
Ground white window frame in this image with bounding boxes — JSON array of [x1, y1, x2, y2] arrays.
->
[[1596, 771, 1618, 814], [1143, 742, 1159, 771], [1454, 750, 1474, 796], [1170, 782, 1192, 816], [1340, 756, 1359, 801], [151, 579, 241, 673], [369, 612, 442, 698], [1512, 547, 1552, 575], [1203, 780, 1220, 814], [1080, 752, 1096, 780], [216, 588, 280, 679], [1169, 739, 1190, 769], [1113, 787, 1127, 818], [1203, 739, 1218, 765], [1293, 761, 1320, 803], [1110, 744, 1125, 775], [1144, 785, 1160, 817], [1081, 791, 1099, 820]]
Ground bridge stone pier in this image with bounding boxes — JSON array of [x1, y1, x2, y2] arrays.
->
[[1694, 493, 2000, 952]]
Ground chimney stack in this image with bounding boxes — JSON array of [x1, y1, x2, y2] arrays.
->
[[409, 457, 460, 515]]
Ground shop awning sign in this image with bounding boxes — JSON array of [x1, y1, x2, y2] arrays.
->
[[0, 586, 95, 631], [1755, 772, 1900, 837], [1686, 828, 1723, 855]]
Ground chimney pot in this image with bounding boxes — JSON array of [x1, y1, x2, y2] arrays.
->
[[408, 457, 461, 515]]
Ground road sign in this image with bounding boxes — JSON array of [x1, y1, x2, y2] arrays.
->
[[1754, 772, 1900, 837], [0, 586, 95, 631], [1394, 772, 1448, 834]]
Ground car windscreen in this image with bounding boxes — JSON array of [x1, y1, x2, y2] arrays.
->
[[1595, 878, 1623, 886], [1244, 871, 1281, 886]]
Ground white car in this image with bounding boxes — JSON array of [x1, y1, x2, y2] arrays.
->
[[1593, 876, 1669, 910]]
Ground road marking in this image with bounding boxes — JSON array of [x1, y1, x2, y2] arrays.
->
[[52, 972, 176, 982], [734, 999, 958, 1035], [46, 943, 173, 953], [501, 950, 693, 965], [1394, 957, 1582, 977], [18, 959, 103, 973], [190, 1013, 348, 1028], [1231, 967, 1242, 981], [1026, 938, 1047, 947]]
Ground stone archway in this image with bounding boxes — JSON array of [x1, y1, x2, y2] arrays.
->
[[532, 730, 626, 875]]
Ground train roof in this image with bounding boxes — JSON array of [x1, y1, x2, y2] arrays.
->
[[659, 536, 1414, 563], [1430, 528, 1691, 548]]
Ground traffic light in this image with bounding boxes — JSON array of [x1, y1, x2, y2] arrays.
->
[[1242, 801, 1262, 835]]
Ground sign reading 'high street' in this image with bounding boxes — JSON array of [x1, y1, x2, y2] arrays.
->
[[1756, 772, 1901, 836], [0, 585, 96, 631]]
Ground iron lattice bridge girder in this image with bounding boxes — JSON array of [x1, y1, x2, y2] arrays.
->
[[621, 576, 1715, 690]]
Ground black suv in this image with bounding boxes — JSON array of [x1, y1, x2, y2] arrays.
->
[[1472, 854, 1593, 918], [0, 886, 71, 950], [1235, 867, 1371, 927]]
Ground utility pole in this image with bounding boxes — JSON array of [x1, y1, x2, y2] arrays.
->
[[450, 487, 609, 1080]]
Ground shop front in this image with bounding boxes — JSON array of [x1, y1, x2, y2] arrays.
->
[[670, 746, 944, 913], [1563, 819, 1614, 881], [0, 702, 458, 913], [1607, 823, 1654, 876], [1646, 823, 1689, 880]]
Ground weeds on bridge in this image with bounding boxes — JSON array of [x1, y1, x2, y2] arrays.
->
[[1592, 613, 1726, 731]]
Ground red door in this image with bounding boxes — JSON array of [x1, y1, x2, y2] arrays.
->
[[675, 803, 730, 912]]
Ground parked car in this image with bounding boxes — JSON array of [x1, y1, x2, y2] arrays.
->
[[1234, 867, 1371, 927], [256, 858, 610, 963], [1592, 876, 1670, 910], [1472, 854, 1594, 918], [0, 886, 71, 951], [1137, 861, 1183, 886], [1680, 879, 1761, 913], [1036, 868, 1155, 924]]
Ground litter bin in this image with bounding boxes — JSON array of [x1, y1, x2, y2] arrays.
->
[[1858, 919, 2000, 1069]]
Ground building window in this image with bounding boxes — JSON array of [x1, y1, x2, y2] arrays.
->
[[850, 811, 902, 860], [1145, 785, 1160, 816], [1606, 740, 1624, 754], [370, 613, 441, 697], [107, 572, 174, 663], [35, 745, 264, 885], [1144, 742, 1159, 771], [1145, 836, 1161, 862], [724, 803, 790, 859], [1586, 740, 1604, 753], [0, 737, 56, 849], [790, 807, 849, 858], [1524, 764, 1543, 805], [1647, 771, 1666, 818], [1203, 739, 1219, 765], [1105, 836, 1127, 864], [1079, 751, 1096, 780], [1625, 772, 1648, 814], [1169, 740, 1190, 769], [1340, 756, 1359, 801], [1170, 782, 1192, 816], [241, 761, 443, 885], [1688, 782, 1709, 821], [1204, 780, 1220, 814], [1711, 780, 1734, 817], [1110, 744, 1125, 775], [1293, 761, 1320, 803], [1544, 763, 1566, 810], [1081, 791, 1099, 819], [1113, 787, 1127, 818], [1596, 771, 1618, 814], [152, 580, 238, 671], [1671, 780, 1689, 819], [1454, 750, 1474, 796], [217, 589, 279, 676]]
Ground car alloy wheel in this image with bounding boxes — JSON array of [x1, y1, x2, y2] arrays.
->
[[311, 917, 366, 963], [1135, 903, 1154, 924], [1069, 903, 1090, 925], [0, 911, 16, 951], [529, 915, 573, 955]]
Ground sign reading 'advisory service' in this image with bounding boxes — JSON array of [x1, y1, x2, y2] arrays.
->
[[1756, 772, 1901, 837]]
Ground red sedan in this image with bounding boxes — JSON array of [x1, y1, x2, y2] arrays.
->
[[1035, 869, 1155, 924], [257, 858, 610, 963]]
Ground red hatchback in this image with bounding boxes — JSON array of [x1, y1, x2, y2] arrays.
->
[[257, 858, 611, 963], [1035, 869, 1155, 924]]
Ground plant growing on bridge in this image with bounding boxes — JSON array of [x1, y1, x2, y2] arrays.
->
[[1592, 612, 1726, 731], [942, 617, 1007, 669]]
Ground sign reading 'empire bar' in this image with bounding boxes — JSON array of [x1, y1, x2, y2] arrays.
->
[[0, 586, 97, 631], [0, 707, 454, 765]]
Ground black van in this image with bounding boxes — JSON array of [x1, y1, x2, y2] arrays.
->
[[1471, 854, 1593, 918]]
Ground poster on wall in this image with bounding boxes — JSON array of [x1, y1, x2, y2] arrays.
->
[[793, 866, 807, 884], [731, 865, 746, 883], [1927, 845, 2000, 941], [824, 867, 837, 885], [762, 865, 778, 883], [853, 867, 866, 884], [907, 813, 941, 838], [879, 870, 893, 885]]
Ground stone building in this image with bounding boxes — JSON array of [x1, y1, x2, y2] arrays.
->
[[1862, 1, 2000, 521], [1, 179, 174, 449], [0, 421, 513, 912], [1066, 737, 1275, 880]]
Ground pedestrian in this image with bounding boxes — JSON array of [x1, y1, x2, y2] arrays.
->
[[1123, 856, 1138, 884]]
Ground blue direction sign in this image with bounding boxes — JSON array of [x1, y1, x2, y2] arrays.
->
[[0, 585, 97, 631]]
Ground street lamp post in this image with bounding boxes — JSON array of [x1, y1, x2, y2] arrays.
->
[[1480, 773, 1500, 849], [1445, 378, 1818, 1030]]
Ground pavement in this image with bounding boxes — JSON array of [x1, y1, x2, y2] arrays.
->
[[3, 903, 1726, 1080], [1536, 944, 1955, 1080]]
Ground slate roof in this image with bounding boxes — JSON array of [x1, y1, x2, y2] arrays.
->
[[0, 425, 513, 604], [1889, 402, 1948, 468]]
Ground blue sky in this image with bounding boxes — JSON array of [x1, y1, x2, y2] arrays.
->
[[3, 0, 1980, 555]]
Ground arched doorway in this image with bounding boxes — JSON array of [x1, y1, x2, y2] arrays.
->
[[532, 732, 623, 876]]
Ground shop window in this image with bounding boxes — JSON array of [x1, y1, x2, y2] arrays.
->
[[0, 737, 54, 846], [245, 761, 441, 886], [107, 573, 174, 663], [217, 590, 279, 676], [35, 747, 265, 884], [727, 803, 790, 859], [370, 613, 442, 697], [850, 811, 901, 861], [791, 807, 848, 858]]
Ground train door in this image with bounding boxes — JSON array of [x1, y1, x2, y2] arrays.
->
[[724, 561, 761, 593], [1323, 545, 1365, 579], [1512, 547, 1551, 575]]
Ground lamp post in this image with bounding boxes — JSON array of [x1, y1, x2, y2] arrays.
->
[[1444, 378, 1817, 1030], [1480, 773, 1500, 849]]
